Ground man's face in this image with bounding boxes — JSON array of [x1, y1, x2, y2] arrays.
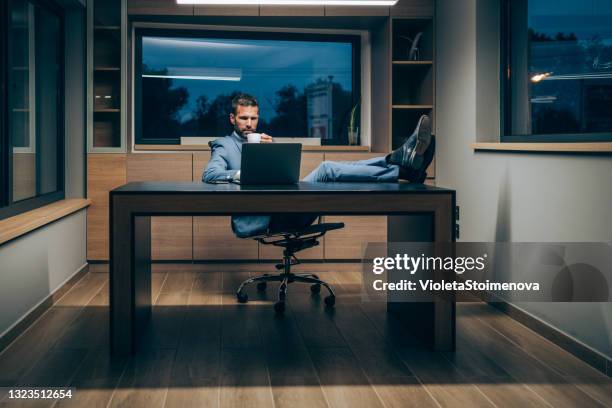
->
[[230, 105, 259, 138]]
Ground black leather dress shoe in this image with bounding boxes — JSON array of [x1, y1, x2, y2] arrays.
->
[[387, 115, 431, 170], [398, 134, 436, 183]]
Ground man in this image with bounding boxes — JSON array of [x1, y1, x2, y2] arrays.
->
[[203, 93, 435, 238]]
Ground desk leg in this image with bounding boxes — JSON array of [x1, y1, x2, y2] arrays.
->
[[386, 214, 456, 351], [110, 200, 151, 356], [134, 216, 152, 347]]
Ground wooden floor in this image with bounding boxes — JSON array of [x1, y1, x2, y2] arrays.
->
[[0, 263, 610, 408]]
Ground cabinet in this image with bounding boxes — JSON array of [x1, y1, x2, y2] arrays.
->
[[88, 0, 126, 151], [126, 154, 194, 260], [127, 0, 193, 15], [391, 0, 433, 17], [87, 154, 127, 260], [192, 153, 259, 260]]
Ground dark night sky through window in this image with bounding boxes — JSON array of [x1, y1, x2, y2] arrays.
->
[[139, 34, 357, 143]]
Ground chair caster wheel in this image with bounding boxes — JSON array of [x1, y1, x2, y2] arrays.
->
[[310, 284, 321, 294], [274, 301, 285, 313], [237, 292, 248, 303], [324, 295, 335, 308], [257, 282, 267, 292]]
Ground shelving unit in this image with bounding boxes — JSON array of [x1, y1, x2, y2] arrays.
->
[[9, 2, 35, 153], [87, 0, 126, 152], [390, 17, 435, 151]]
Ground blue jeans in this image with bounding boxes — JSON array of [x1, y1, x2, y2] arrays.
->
[[303, 156, 399, 183], [234, 156, 397, 238]]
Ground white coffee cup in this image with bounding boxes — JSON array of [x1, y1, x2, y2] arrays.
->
[[247, 133, 262, 143]]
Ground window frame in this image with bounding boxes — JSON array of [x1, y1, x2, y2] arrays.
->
[[133, 27, 362, 145], [500, 0, 612, 143], [0, 0, 65, 221]]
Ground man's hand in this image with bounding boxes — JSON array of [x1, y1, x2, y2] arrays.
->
[[261, 133, 273, 143]]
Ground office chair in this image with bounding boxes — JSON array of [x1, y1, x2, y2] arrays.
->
[[236, 217, 344, 313]]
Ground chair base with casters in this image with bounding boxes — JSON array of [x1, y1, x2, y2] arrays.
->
[[235, 220, 345, 313]]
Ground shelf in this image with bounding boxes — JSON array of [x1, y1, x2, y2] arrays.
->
[[0, 199, 92, 245], [134, 144, 371, 152], [12, 108, 29, 112], [12, 66, 27, 71], [392, 105, 433, 109], [393, 60, 433, 65], [94, 109, 120, 113], [94, 25, 120, 30], [94, 67, 120, 71], [472, 142, 612, 153]]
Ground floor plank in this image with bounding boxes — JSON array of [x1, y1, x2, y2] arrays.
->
[[463, 303, 607, 379], [165, 269, 223, 408], [108, 348, 175, 408], [443, 350, 550, 408], [220, 271, 263, 349], [458, 310, 606, 407], [308, 347, 385, 408], [2, 348, 88, 408], [219, 349, 274, 408], [0, 308, 82, 386], [56, 348, 127, 408], [259, 308, 329, 408]]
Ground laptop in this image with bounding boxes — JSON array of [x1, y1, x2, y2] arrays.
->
[[237, 143, 302, 185]]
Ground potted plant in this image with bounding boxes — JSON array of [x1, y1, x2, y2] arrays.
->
[[348, 101, 360, 146]]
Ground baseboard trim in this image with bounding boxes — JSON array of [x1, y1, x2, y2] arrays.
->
[[489, 301, 612, 378], [0, 263, 89, 354]]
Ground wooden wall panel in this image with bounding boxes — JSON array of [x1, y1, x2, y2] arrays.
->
[[322, 152, 387, 259], [259, 153, 324, 260], [151, 216, 193, 260], [391, 0, 434, 17], [192, 153, 258, 260], [127, 0, 193, 15], [259, 6, 324, 16], [87, 154, 127, 260], [324, 215, 387, 259], [325, 6, 389, 16], [371, 18, 392, 153], [126, 153, 193, 182], [192, 152, 210, 182], [194, 216, 259, 260], [194, 5, 259, 16], [127, 154, 193, 260]]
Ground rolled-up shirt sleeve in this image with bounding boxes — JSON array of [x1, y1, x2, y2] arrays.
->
[[203, 143, 239, 183]]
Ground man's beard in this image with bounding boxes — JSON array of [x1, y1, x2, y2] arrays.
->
[[235, 127, 253, 138]]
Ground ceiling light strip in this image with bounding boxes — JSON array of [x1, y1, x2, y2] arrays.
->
[[143, 74, 242, 81], [177, 0, 398, 6]]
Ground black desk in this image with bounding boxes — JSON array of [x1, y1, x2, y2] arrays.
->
[[109, 181, 456, 356]]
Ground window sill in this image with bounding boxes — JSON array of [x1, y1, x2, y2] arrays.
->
[[0, 199, 91, 246], [472, 142, 612, 153], [133, 144, 371, 152]]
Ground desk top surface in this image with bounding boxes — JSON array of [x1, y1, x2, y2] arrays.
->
[[112, 181, 454, 195]]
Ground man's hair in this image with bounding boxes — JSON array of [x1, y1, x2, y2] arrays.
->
[[232, 93, 258, 114]]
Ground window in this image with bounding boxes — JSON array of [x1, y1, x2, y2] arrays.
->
[[502, 0, 612, 142], [134, 29, 361, 145], [0, 0, 64, 220]]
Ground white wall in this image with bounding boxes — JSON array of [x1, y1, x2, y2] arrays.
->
[[0, 211, 87, 337], [436, 0, 612, 359]]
